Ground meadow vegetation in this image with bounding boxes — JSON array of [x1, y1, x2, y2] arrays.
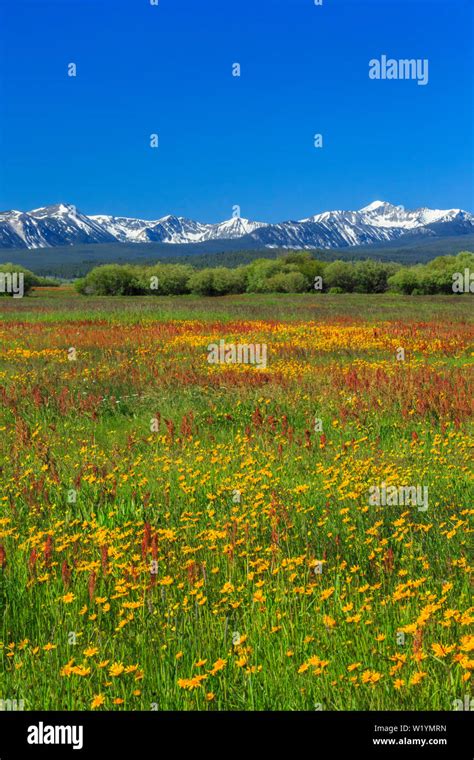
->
[[71, 251, 474, 297], [0, 292, 472, 710]]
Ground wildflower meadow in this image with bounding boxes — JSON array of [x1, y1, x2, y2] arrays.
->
[[0, 290, 472, 711]]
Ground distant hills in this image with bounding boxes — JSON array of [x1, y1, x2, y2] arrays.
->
[[1, 232, 473, 280]]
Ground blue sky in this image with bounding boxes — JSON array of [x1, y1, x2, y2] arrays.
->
[[0, 0, 472, 222]]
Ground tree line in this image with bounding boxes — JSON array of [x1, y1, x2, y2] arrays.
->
[[0, 263, 58, 296], [1, 252, 472, 297], [74, 251, 474, 296]]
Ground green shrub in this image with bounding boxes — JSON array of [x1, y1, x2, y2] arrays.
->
[[188, 267, 247, 296], [75, 264, 144, 295], [74, 251, 474, 297], [265, 271, 308, 293], [352, 260, 400, 293], [140, 264, 193, 295], [324, 261, 357, 292], [245, 259, 284, 292], [387, 267, 422, 295], [0, 263, 41, 296]]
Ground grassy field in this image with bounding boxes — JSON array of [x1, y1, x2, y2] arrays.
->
[[0, 290, 472, 711]]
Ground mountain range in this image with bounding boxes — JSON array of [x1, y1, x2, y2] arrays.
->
[[0, 201, 473, 251]]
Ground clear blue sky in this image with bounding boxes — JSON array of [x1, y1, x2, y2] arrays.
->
[[0, 0, 472, 222]]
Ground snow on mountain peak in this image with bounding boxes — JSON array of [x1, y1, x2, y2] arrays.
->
[[359, 200, 399, 213], [30, 203, 78, 217], [206, 216, 267, 240], [0, 201, 472, 250]]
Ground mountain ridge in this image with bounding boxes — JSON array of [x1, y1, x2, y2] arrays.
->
[[0, 201, 472, 251]]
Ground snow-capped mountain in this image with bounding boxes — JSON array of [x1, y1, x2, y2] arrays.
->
[[0, 204, 116, 249], [203, 217, 267, 240], [0, 201, 472, 250], [250, 202, 474, 249], [89, 213, 265, 244], [90, 214, 210, 244]]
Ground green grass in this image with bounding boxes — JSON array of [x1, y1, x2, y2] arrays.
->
[[0, 292, 472, 711]]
